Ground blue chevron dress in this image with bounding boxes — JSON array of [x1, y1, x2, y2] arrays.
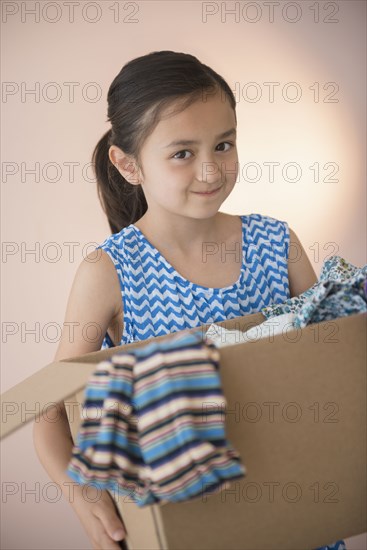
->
[[95, 211, 346, 550], [96, 213, 290, 348]]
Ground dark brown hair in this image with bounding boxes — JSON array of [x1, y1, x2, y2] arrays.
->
[[93, 50, 237, 234]]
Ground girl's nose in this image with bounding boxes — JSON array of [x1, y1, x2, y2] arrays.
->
[[196, 158, 223, 185]]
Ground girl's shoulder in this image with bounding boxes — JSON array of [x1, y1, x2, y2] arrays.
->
[[237, 212, 290, 238], [244, 211, 289, 225], [94, 224, 136, 265], [96, 225, 129, 250], [54, 251, 122, 360], [222, 211, 285, 223]]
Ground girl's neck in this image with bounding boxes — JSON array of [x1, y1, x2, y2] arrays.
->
[[133, 211, 235, 256]]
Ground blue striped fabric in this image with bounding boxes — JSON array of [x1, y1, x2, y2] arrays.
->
[[66, 329, 246, 507], [96, 213, 291, 348]]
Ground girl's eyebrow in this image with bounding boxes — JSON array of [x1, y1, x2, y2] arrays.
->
[[163, 128, 237, 149]]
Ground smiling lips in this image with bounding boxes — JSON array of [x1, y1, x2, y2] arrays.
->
[[192, 186, 222, 195]]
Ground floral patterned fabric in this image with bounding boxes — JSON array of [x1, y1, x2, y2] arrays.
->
[[315, 541, 346, 550], [261, 256, 367, 328]]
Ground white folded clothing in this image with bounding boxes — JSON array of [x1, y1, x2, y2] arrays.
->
[[205, 313, 297, 348]]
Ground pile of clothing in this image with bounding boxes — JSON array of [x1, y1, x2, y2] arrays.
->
[[262, 255, 367, 325], [206, 256, 367, 348]]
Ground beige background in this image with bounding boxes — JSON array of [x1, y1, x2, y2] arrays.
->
[[1, 0, 366, 548]]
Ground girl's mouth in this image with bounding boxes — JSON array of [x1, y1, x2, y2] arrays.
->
[[192, 186, 222, 196]]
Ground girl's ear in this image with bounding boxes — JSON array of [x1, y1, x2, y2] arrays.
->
[[108, 145, 142, 185]]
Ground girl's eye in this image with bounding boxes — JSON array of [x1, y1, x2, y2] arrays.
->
[[216, 141, 233, 152], [172, 150, 192, 160], [172, 142, 234, 160]]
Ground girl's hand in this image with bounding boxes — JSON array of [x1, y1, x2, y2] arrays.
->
[[72, 488, 127, 550]]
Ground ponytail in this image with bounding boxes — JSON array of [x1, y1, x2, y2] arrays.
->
[[92, 129, 147, 235]]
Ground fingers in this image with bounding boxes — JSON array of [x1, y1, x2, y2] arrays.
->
[[73, 489, 127, 550], [90, 513, 124, 550], [92, 499, 126, 544], [98, 531, 123, 550], [91, 533, 122, 550]]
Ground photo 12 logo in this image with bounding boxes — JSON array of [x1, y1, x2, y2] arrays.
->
[[201, 2, 340, 24], [1, 2, 140, 24]]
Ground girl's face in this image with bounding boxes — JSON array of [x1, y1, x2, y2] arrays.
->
[[135, 91, 239, 222]]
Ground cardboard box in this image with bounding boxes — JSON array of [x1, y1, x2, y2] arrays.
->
[[1, 311, 366, 550]]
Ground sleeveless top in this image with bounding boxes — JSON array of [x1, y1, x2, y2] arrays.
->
[[96, 213, 291, 349]]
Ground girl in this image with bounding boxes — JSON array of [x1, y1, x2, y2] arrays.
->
[[33, 51, 337, 550]]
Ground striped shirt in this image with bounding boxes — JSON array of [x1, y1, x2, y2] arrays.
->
[[96, 213, 291, 348], [66, 330, 246, 507]]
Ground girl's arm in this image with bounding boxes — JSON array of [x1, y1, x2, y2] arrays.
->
[[287, 227, 318, 298], [33, 250, 126, 550]]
